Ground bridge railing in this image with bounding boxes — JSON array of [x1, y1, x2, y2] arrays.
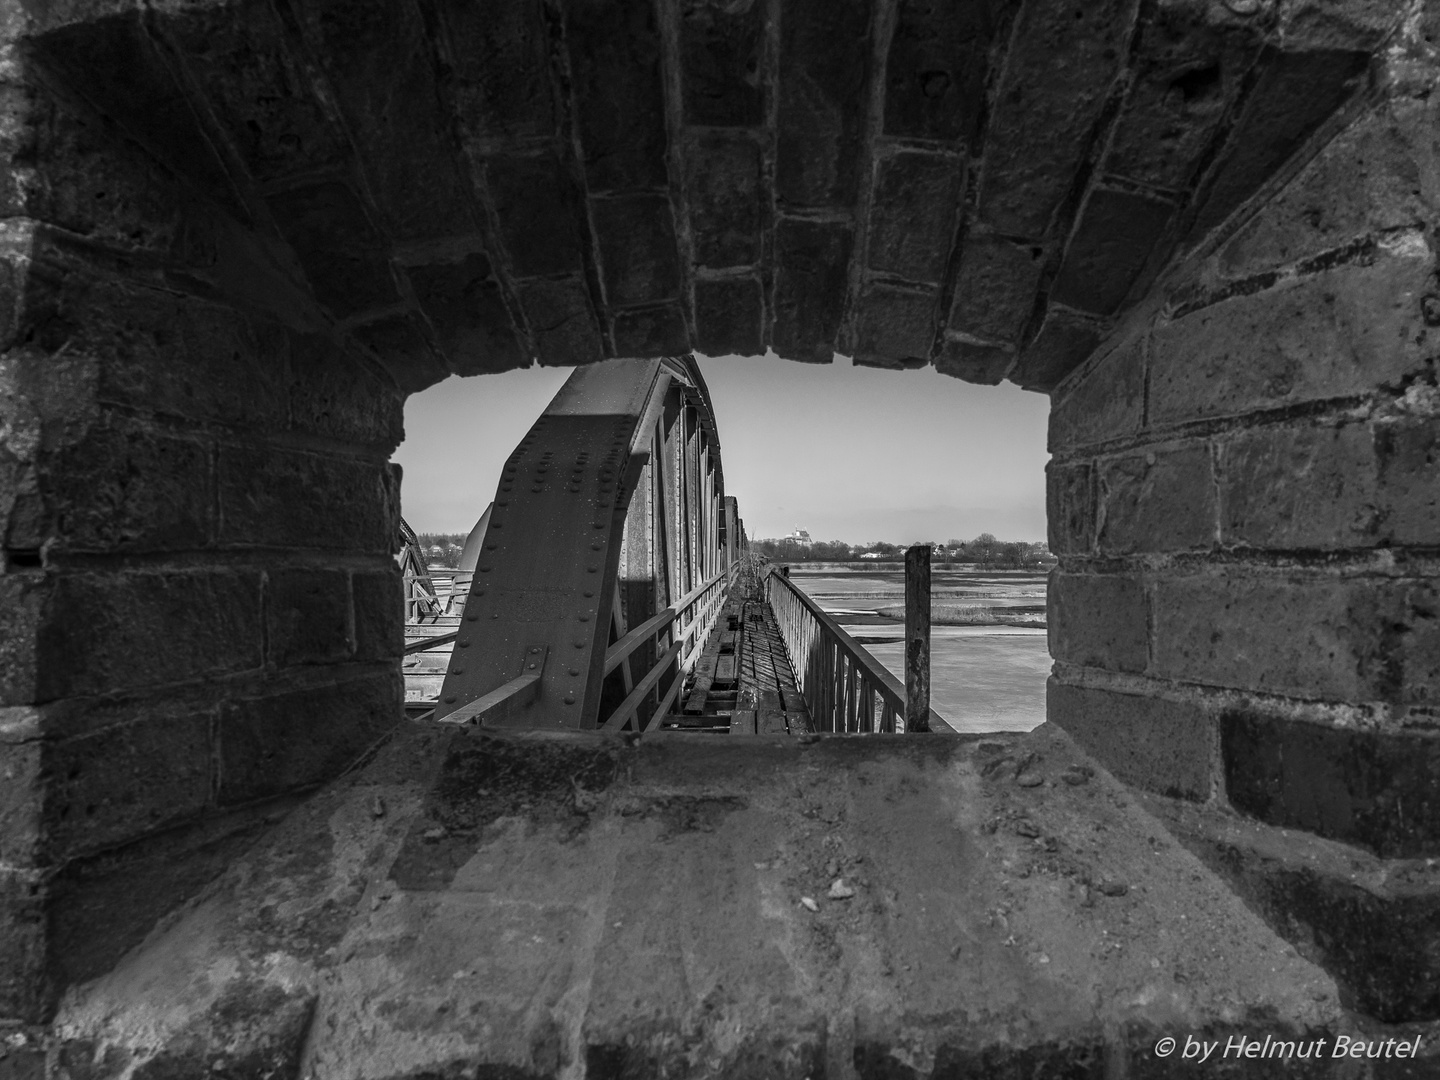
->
[[600, 561, 738, 732], [766, 565, 935, 734]]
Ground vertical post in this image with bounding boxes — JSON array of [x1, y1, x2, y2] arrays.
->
[[905, 544, 930, 732]]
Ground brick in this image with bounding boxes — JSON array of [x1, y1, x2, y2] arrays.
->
[[352, 567, 403, 663], [286, 331, 405, 449], [0, 868, 48, 1022], [612, 304, 689, 357], [867, 152, 963, 284], [294, 0, 478, 241], [772, 219, 852, 363], [976, 0, 1134, 237], [1103, 8, 1260, 191], [693, 276, 763, 357], [518, 278, 604, 367], [946, 236, 1044, 345], [41, 711, 213, 863], [43, 422, 213, 556], [485, 154, 587, 278], [266, 182, 399, 316], [1048, 333, 1145, 452], [776, 0, 870, 209], [883, 0, 1007, 144], [1012, 310, 1103, 392], [35, 571, 263, 700], [591, 194, 681, 308], [267, 568, 351, 668], [1051, 189, 1175, 316], [1223, 711, 1440, 858], [852, 283, 937, 367], [406, 255, 527, 377], [1048, 572, 1148, 674], [1048, 680, 1216, 801], [564, 0, 669, 193], [216, 672, 401, 805], [350, 313, 452, 393], [0, 738, 40, 865], [1376, 419, 1440, 546], [1150, 252, 1436, 426], [1150, 574, 1425, 703], [156, 0, 350, 184], [1189, 46, 1369, 241], [1045, 461, 1094, 556], [1098, 443, 1215, 555], [218, 447, 398, 554], [685, 132, 762, 269], [1219, 423, 1379, 550], [440, 0, 557, 143], [1219, 98, 1435, 279], [680, 0, 764, 127], [934, 339, 1012, 385]]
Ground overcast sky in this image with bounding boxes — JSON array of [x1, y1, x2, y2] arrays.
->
[[392, 353, 1051, 544]]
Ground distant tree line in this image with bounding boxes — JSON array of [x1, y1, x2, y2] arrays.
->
[[753, 533, 1054, 570], [415, 532, 469, 569]]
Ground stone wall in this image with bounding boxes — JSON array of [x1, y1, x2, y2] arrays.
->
[[1048, 80, 1440, 858]]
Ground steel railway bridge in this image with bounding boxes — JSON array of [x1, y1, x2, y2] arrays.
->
[[401, 355, 928, 738]]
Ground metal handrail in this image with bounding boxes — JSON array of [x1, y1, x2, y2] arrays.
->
[[404, 630, 459, 655], [765, 566, 943, 733]]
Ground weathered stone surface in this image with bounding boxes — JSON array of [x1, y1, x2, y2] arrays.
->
[[1049, 332, 1146, 453], [0, 868, 48, 1022], [1048, 679, 1216, 801], [0, 576, 46, 707], [439, 0, 557, 143], [852, 283, 936, 367], [406, 254, 526, 377], [684, 131, 762, 270], [1150, 249, 1437, 425], [350, 313, 452, 393], [934, 338, 1012, 385], [266, 568, 351, 668], [1376, 418, 1440, 547], [591, 193, 682, 307], [0, 736, 39, 866], [883, 0, 1009, 144], [1013, 309, 1104, 392], [1045, 461, 1094, 556], [612, 303, 689, 357], [517, 277, 605, 366], [772, 218, 852, 362], [693, 275, 764, 357], [265, 182, 399, 317], [1051, 188, 1175, 316], [351, 568, 402, 664], [485, 153, 587, 278], [679, 0, 765, 127], [217, 447, 397, 553], [1049, 572, 1149, 674], [286, 331, 405, 450], [867, 151, 963, 284], [947, 236, 1044, 346], [1098, 442, 1215, 555]]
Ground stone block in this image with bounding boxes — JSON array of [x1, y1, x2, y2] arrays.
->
[[1189, 45, 1370, 241], [685, 132, 762, 270], [286, 331, 405, 450], [1045, 461, 1094, 556], [772, 219, 852, 363], [693, 276, 763, 357], [485, 153, 586, 278], [41, 711, 213, 863], [350, 313, 452, 393], [217, 446, 398, 554], [266, 181, 399, 317], [292, 0, 478, 241], [1150, 250, 1436, 426], [612, 304, 689, 357], [1218, 97, 1436, 279], [946, 236, 1044, 345], [1098, 442, 1215, 555], [852, 283, 937, 367], [0, 575, 45, 707], [406, 255, 527, 377], [44, 422, 213, 556], [680, 0, 764, 127], [1150, 574, 1421, 703], [1013, 310, 1103, 392], [0, 868, 48, 1023], [1103, 7, 1260, 192], [1048, 572, 1148, 674], [440, 0, 556, 143], [867, 151, 963, 284], [883, 0, 1004, 144], [776, 0, 870, 209], [1219, 423, 1379, 550], [352, 567, 403, 663], [1223, 711, 1440, 858], [0, 737, 40, 866], [36, 570, 264, 700], [1048, 333, 1145, 453], [591, 194, 681, 308], [564, 0, 668, 193], [216, 672, 401, 805], [518, 277, 605, 367], [266, 568, 352, 668], [933, 339, 1012, 385], [1047, 679, 1216, 801], [155, 0, 351, 185], [1050, 189, 1176, 316], [1377, 418, 1440, 547], [976, 0, 1133, 237]]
